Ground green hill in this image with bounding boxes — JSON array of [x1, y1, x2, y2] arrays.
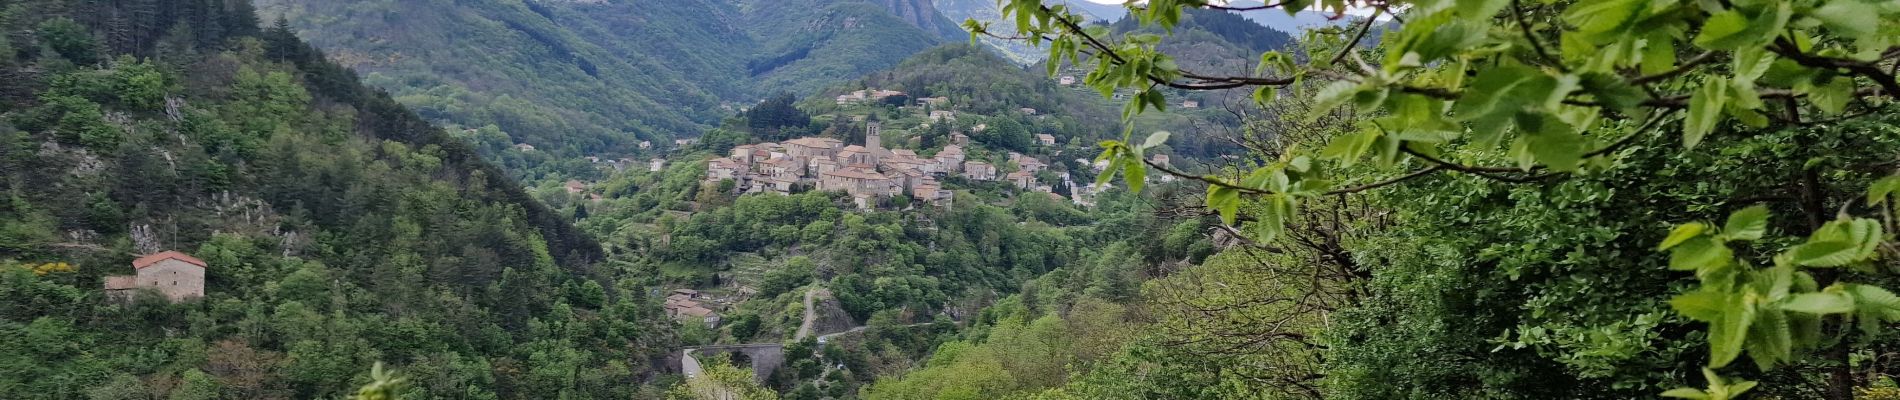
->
[[252, 0, 965, 166], [0, 1, 672, 398]]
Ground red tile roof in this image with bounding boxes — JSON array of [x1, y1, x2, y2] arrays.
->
[[132, 251, 206, 269]]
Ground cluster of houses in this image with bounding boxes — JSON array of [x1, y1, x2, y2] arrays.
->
[[707, 122, 975, 209], [664, 289, 722, 329], [705, 121, 1073, 209]]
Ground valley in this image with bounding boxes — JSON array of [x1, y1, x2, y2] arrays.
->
[[7, 0, 1900, 400]]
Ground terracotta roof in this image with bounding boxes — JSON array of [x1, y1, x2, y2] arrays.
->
[[103, 275, 138, 290], [132, 251, 206, 269], [678, 306, 717, 317]]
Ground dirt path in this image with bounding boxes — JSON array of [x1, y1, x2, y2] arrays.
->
[[792, 287, 829, 341]]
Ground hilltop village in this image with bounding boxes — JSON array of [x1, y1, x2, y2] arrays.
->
[[703, 119, 1098, 210]]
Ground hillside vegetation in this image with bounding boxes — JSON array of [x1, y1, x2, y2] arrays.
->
[[252, 0, 965, 172], [0, 1, 673, 398]]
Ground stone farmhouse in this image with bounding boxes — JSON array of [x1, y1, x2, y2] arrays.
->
[[104, 251, 207, 302], [664, 289, 721, 329]]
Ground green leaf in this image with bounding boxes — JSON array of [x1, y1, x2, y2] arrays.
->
[[1813, 0, 1878, 39], [1779, 292, 1855, 314], [1691, 10, 1750, 49], [1684, 77, 1730, 149], [1790, 241, 1858, 267], [1123, 152, 1147, 193], [1207, 185, 1239, 225], [1640, 32, 1677, 76], [1661, 222, 1708, 250], [1660, 388, 1710, 399], [1693, 3, 1792, 51], [1455, 0, 1510, 21], [1810, 78, 1853, 116], [1455, 65, 1539, 121], [1308, 81, 1362, 120], [1258, 195, 1292, 241], [1140, 131, 1171, 150], [1708, 291, 1756, 367], [1723, 205, 1769, 241], [1322, 129, 1380, 166], [1744, 308, 1792, 369], [1671, 290, 1727, 322], [1252, 87, 1277, 108], [1869, 175, 1900, 205], [1670, 237, 1733, 272], [1521, 115, 1583, 171], [1850, 284, 1900, 337], [1564, 0, 1644, 35], [1731, 47, 1774, 85]]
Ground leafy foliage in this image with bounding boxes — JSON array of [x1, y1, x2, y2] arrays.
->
[[0, 1, 670, 398]]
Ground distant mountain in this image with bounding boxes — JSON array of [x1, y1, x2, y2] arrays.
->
[[737, 0, 957, 95], [1054, 0, 1130, 22], [1221, 0, 1355, 33], [252, 0, 960, 165], [936, 0, 1130, 64]]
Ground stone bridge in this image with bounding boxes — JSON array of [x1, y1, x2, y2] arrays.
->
[[679, 343, 785, 383]]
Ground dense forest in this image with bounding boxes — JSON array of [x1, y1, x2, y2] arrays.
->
[[0, 0, 676, 398], [252, 0, 965, 184]]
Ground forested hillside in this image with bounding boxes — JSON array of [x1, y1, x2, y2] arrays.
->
[[0, 1, 674, 398], [933, 0, 1126, 63], [252, 0, 964, 176]]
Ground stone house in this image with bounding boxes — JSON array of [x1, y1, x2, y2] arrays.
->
[[820, 169, 895, 197], [1006, 171, 1036, 189], [706, 158, 746, 181], [935, 146, 966, 173], [1017, 157, 1047, 173], [965, 161, 997, 181], [1036, 134, 1056, 146], [104, 251, 207, 302]]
